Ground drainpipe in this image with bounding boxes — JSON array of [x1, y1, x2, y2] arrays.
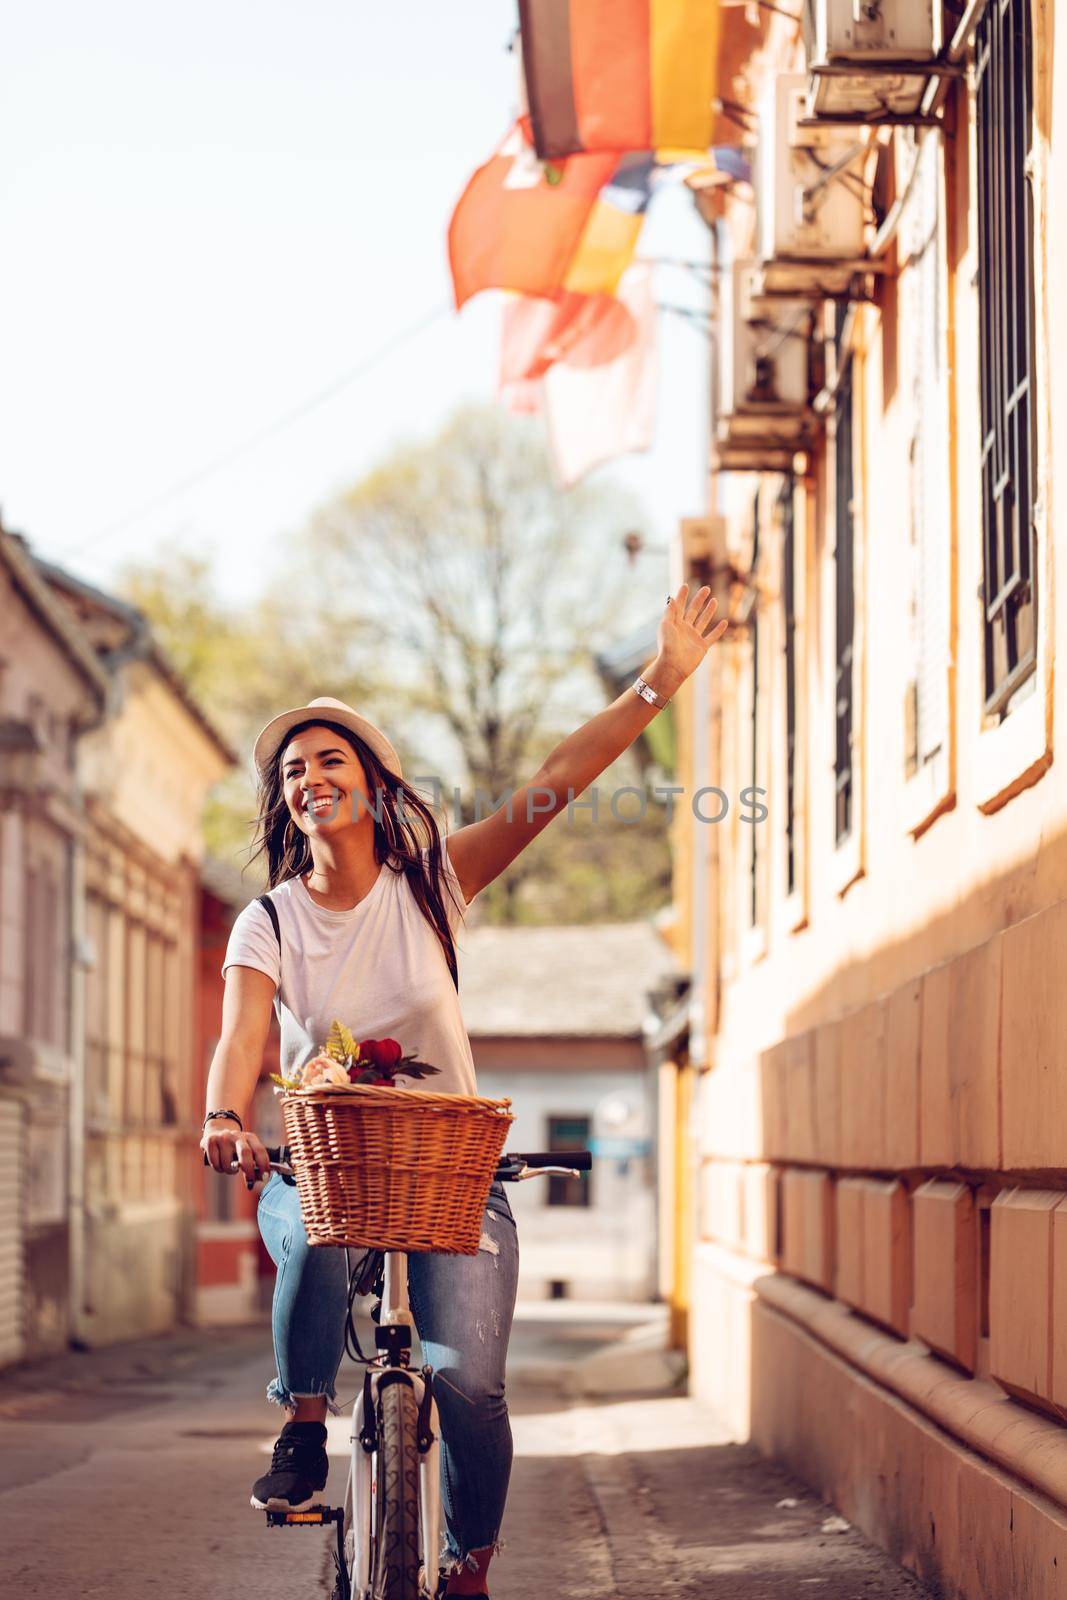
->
[[67, 690, 113, 1345], [67, 822, 91, 1340]]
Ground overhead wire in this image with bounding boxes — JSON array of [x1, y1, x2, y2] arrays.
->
[[60, 301, 451, 560]]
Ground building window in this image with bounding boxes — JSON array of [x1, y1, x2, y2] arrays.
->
[[546, 1114, 592, 1207], [23, 861, 61, 1046], [834, 355, 856, 847], [976, 0, 1037, 718], [902, 129, 951, 781], [750, 490, 762, 927], [781, 477, 797, 897], [85, 892, 109, 1122]]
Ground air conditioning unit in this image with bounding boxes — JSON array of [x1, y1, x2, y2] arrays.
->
[[804, 0, 942, 119], [715, 259, 813, 472], [756, 72, 868, 298], [679, 516, 726, 563], [678, 516, 730, 593]]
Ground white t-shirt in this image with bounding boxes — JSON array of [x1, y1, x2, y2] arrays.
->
[[221, 842, 478, 1096]]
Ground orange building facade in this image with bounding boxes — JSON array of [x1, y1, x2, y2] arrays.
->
[[672, 2, 1067, 1594]]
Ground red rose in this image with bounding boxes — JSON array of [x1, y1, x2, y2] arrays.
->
[[358, 1038, 403, 1072]]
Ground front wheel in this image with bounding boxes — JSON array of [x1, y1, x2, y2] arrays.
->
[[372, 1382, 422, 1600], [335, 1460, 355, 1600]]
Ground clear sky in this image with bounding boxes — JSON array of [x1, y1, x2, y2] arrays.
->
[[1, 1, 711, 605]]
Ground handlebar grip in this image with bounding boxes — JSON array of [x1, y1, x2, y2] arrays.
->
[[201, 1144, 289, 1169], [510, 1150, 592, 1171]]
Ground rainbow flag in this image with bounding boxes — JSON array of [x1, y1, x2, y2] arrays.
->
[[518, 0, 720, 160], [449, 130, 663, 309]]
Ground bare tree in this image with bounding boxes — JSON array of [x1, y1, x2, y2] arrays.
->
[[120, 407, 670, 921], [303, 405, 656, 915]]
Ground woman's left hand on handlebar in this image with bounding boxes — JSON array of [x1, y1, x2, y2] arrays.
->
[[200, 1120, 272, 1188]]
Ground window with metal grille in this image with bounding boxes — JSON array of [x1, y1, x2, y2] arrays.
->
[[780, 478, 797, 897], [976, 0, 1037, 717], [750, 490, 761, 927], [901, 129, 950, 781], [546, 1114, 592, 1208], [834, 357, 855, 847]]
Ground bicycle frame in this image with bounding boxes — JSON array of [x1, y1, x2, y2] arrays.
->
[[218, 1145, 592, 1600], [350, 1248, 441, 1600], [348, 1165, 589, 1600]]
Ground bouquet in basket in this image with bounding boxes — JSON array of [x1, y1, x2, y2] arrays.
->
[[271, 1020, 442, 1094]]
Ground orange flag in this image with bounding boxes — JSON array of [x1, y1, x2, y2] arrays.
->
[[449, 125, 618, 309]]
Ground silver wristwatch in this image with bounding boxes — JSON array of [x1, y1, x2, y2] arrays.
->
[[632, 675, 669, 709]]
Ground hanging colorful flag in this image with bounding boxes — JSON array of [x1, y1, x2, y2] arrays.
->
[[448, 127, 663, 309], [449, 126, 615, 310], [518, 0, 720, 160], [499, 376, 544, 416], [499, 289, 636, 387], [540, 261, 659, 487], [566, 152, 660, 296]]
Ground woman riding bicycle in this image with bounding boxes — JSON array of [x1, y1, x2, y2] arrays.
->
[[200, 584, 723, 1598]]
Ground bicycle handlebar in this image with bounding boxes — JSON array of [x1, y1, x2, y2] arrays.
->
[[202, 1145, 593, 1180], [501, 1150, 592, 1172]]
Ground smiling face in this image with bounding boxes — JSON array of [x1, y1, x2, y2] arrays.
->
[[279, 724, 373, 835]]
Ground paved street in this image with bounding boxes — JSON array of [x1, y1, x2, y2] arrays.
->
[[0, 1309, 932, 1600]]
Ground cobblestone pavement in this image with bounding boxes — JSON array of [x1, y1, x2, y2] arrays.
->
[[0, 1313, 933, 1599]]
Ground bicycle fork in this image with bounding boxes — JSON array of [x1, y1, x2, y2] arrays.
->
[[351, 1250, 442, 1600]]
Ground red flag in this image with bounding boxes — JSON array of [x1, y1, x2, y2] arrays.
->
[[448, 125, 619, 309], [499, 290, 636, 385], [540, 262, 658, 487], [499, 377, 544, 416]]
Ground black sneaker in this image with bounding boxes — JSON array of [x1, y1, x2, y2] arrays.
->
[[250, 1420, 329, 1511]]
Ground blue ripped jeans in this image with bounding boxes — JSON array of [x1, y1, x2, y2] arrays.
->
[[255, 1172, 520, 1575]]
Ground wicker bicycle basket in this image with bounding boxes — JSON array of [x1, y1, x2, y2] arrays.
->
[[280, 1083, 514, 1254]]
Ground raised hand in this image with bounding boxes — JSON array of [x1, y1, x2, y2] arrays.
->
[[655, 583, 729, 683]]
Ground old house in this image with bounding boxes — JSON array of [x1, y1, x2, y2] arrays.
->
[[0, 524, 110, 1363], [460, 920, 680, 1301]]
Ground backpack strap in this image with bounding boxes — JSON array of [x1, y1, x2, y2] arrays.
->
[[257, 893, 281, 953]]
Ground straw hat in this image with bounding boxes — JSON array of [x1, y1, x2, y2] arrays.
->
[[251, 696, 403, 783]]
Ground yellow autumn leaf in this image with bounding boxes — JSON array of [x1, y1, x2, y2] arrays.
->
[[324, 1020, 348, 1063], [325, 1019, 359, 1063]]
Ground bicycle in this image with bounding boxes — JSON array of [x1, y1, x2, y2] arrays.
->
[[209, 1141, 592, 1600]]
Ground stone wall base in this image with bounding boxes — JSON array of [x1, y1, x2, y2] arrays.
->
[[693, 1250, 1067, 1599]]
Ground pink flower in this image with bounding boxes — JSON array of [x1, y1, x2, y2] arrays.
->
[[299, 1053, 336, 1087]]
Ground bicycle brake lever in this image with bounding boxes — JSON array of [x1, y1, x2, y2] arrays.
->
[[516, 1165, 581, 1181]]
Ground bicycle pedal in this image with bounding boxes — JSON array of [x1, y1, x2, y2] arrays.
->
[[265, 1505, 343, 1528]]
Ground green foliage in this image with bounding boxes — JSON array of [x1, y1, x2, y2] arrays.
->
[[118, 406, 673, 922], [487, 803, 673, 925]]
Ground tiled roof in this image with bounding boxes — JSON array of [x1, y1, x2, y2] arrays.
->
[[457, 920, 683, 1039], [0, 525, 110, 702]]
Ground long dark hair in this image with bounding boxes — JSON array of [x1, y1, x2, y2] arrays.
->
[[248, 718, 462, 989]]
